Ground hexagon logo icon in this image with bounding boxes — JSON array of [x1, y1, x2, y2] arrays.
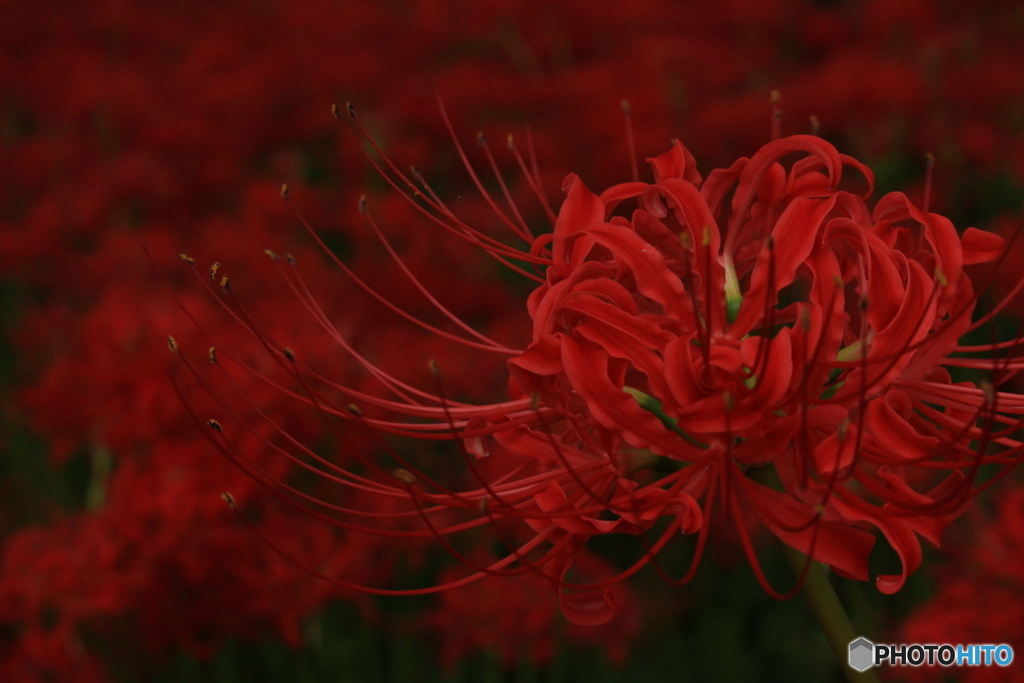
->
[[848, 637, 875, 672]]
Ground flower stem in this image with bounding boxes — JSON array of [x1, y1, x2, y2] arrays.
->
[[747, 465, 879, 682], [782, 545, 880, 683]]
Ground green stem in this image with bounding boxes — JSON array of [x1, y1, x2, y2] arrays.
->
[[748, 465, 879, 683], [783, 547, 880, 683]]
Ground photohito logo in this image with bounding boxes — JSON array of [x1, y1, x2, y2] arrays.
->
[[848, 638, 874, 672], [849, 637, 1014, 671]]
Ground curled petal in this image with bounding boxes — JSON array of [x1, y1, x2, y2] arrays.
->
[[552, 176, 605, 275], [559, 585, 617, 626], [743, 478, 874, 581], [732, 196, 836, 337], [813, 421, 858, 475], [960, 227, 1004, 265], [863, 391, 940, 462], [647, 139, 702, 187], [562, 337, 703, 458]]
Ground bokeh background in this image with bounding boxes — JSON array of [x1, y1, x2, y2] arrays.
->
[[3, 0, 1024, 681]]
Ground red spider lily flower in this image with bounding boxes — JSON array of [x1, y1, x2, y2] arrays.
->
[[176, 103, 1024, 627]]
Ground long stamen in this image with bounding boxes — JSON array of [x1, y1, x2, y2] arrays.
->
[[622, 100, 640, 183]]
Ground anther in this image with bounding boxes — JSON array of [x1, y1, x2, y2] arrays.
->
[[346, 101, 356, 117], [358, 195, 367, 214], [280, 184, 290, 201], [220, 275, 230, 292], [221, 491, 237, 509], [285, 253, 296, 267], [207, 419, 223, 432], [476, 131, 487, 146], [428, 359, 441, 376], [506, 133, 514, 149], [935, 267, 948, 288], [770, 90, 782, 141], [809, 115, 820, 136], [838, 417, 850, 441], [167, 335, 179, 354], [701, 225, 712, 248], [859, 294, 870, 312], [529, 392, 541, 410], [393, 469, 416, 485], [980, 380, 995, 405], [208, 346, 217, 364], [345, 403, 362, 417], [621, 99, 632, 115], [283, 347, 295, 362], [478, 496, 490, 513], [178, 253, 195, 265], [209, 261, 220, 281], [765, 235, 775, 250], [264, 248, 279, 262], [331, 103, 341, 119]]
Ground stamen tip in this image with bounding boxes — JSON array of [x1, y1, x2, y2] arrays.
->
[[331, 103, 341, 119], [346, 101, 356, 117], [221, 491, 237, 508], [280, 183, 290, 201], [264, 248, 279, 262], [207, 418, 223, 432], [620, 99, 632, 115], [167, 335, 179, 354], [208, 346, 217, 364], [178, 253, 195, 265], [428, 359, 441, 376], [208, 261, 221, 281], [220, 275, 230, 292], [283, 347, 295, 362], [358, 195, 367, 213], [393, 468, 416, 485]]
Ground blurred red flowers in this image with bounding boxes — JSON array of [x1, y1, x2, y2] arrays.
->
[[899, 487, 1024, 682]]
